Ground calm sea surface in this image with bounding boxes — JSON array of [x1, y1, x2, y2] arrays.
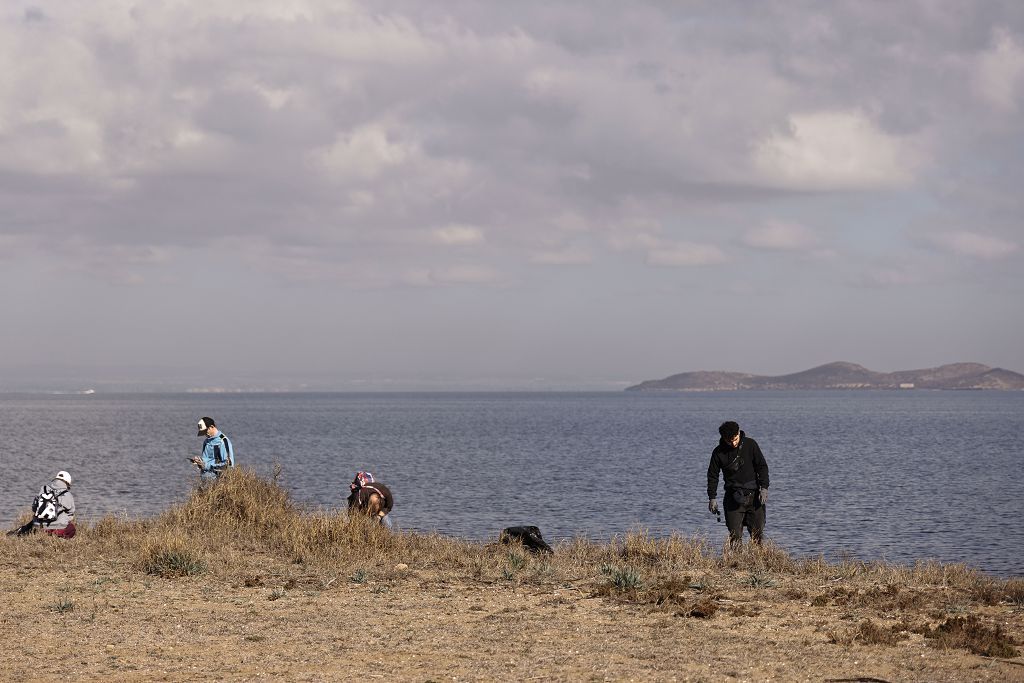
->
[[1, 391, 1021, 576]]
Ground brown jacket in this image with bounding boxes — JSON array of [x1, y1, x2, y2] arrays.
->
[[347, 482, 394, 515]]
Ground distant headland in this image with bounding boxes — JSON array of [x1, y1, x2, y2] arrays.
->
[[625, 361, 1024, 391]]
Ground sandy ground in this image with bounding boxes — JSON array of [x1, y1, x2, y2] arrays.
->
[[1, 555, 1021, 682]]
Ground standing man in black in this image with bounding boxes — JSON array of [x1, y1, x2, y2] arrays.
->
[[707, 421, 770, 546]]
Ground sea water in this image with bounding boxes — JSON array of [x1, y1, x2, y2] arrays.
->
[[1, 390, 1021, 576]]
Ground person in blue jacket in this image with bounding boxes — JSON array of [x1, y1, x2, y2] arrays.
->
[[191, 416, 234, 481]]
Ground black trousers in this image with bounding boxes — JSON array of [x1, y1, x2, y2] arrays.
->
[[5, 521, 35, 537], [724, 489, 765, 544]]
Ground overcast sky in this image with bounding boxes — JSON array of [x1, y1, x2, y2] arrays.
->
[[1, 1, 1022, 390]]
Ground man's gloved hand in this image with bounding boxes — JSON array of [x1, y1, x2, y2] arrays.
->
[[708, 498, 719, 515], [759, 488, 768, 505]]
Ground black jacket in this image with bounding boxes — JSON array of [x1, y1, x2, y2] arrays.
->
[[707, 431, 769, 499]]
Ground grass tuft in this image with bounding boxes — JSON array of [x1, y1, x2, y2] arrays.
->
[[1004, 578, 1024, 606], [139, 531, 207, 577], [723, 541, 797, 573], [855, 619, 907, 646], [53, 596, 75, 614], [923, 615, 1020, 658], [741, 572, 778, 588], [681, 597, 718, 619], [648, 576, 691, 607], [611, 566, 643, 591], [506, 551, 526, 572]]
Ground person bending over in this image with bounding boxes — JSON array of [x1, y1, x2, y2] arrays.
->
[[347, 471, 393, 527]]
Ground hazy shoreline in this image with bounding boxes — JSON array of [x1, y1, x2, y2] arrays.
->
[[628, 361, 1024, 392]]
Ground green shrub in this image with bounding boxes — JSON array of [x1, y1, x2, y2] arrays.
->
[[611, 566, 643, 591]]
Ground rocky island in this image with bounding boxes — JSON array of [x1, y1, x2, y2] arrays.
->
[[626, 361, 1024, 391]]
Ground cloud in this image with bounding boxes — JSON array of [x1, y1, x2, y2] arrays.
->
[[974, 28, 1024, 112], [0, 232, 41, 259], [752, 110, 921, 190], [431, 224, 484, 246], [403, 262, 507, 282], [234, 234, 504, 287], [529, 246, 592, 265], [0, 1, 1020, 297], [314, 123, 420, 182], [930, 231, 1019, 260], [1, 1, 1024, 387], [646, 242, 729, 267], [607, 224, 661, 252], [428, 264, 502, 285], [852, 267, 923, 289], [742, 220, 818, 251], [605, 216, 728, 268]]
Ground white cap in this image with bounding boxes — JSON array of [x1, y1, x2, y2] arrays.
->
[[54, 471, 72, 486]]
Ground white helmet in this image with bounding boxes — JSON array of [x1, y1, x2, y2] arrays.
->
[[54, 471, 72, 486]]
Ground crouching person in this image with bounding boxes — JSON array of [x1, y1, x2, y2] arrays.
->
[[13, 471, 76, 538], [347, 471, 393, 528]]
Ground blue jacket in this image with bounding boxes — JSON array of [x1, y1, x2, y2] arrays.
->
[[200, 432, 234, 473]]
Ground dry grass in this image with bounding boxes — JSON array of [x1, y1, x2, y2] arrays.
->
[[923, 615, 1020, 658], [138, 529, 207, 577], [0, 468, 1016, 591], [856, 618, 910, 646], [1005, 578, 1024, 605], [3, 468, 1020, 601], [2, 467, 1022, 677], [812, 583, 926, 611], [591, 569, 724, 621]]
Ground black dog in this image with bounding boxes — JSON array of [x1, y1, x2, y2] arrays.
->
[[500, 525, 553, 554]]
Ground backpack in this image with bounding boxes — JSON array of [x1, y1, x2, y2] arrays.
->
[[212, 434, 233, 468], [500, 525, 553, 554], [32, 485, 68, 525]]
